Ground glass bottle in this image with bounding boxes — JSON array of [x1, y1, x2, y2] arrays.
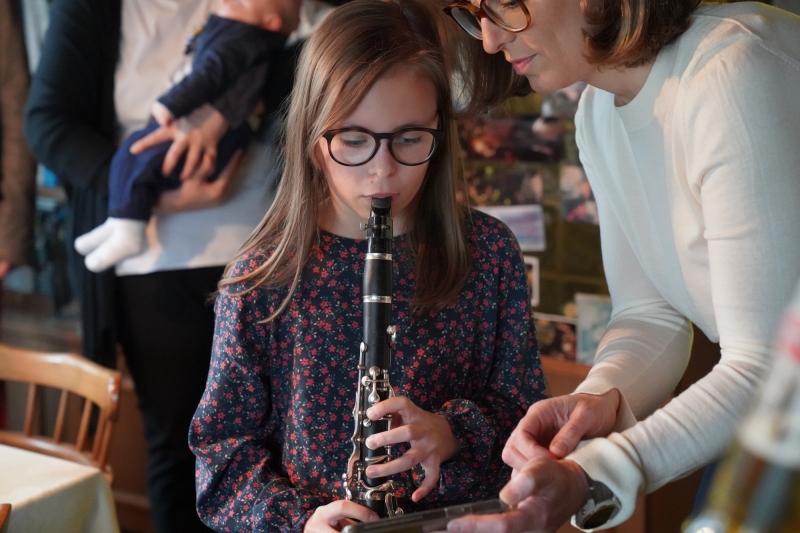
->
[[684, 284, 800, 533]]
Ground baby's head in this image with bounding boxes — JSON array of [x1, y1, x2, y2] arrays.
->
[[215, 0, 301, 35]]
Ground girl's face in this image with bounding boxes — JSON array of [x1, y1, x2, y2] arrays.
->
[[317, 65, 439, 239], [478, 0, 595, 93]]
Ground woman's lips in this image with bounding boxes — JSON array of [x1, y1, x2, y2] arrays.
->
[[511, 55, 536, 75]]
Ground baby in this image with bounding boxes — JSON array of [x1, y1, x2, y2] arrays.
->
[[75, 0, 300, 272]]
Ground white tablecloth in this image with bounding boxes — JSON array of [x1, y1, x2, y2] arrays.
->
[[0, 444, 119, 533]]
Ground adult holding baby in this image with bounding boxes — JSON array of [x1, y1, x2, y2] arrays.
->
[[441, 0, 800, 530], [24, 0, 300, 531]]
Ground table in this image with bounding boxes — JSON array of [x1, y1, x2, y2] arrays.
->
[[0, 444, 119, 533]]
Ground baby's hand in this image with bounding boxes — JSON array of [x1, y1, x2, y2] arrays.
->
[[150, 101, 175, 127]]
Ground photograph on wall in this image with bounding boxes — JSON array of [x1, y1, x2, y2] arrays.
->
[[459, 115, 565, 163], [462, 162, 545, 207], [524, 256, 540, 308], [575, 292, 613, 365], [533, 312, 577, 362], [560, 164, 599, 225], [476, 204, 546, 252]]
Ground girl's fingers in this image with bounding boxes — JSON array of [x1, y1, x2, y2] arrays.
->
[[367, 395, 414, 421], [365, 448, 418, 478], [337, 501, 380, 524], [366, 425, 414, 449], [412, 462, 440, 502]]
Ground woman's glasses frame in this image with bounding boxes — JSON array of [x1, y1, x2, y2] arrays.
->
[[321, 127, 444, 167], [444, 0, 531, 40]]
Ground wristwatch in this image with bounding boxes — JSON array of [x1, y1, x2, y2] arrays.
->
[[574, 476, 621, 529]]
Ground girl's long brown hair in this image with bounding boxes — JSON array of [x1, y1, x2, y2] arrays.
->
[[221, 0, 471, 321]]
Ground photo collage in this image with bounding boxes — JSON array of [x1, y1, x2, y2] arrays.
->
[[458, 82, 609, 365]]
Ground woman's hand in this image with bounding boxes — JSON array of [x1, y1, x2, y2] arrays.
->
[[447, 456, 590, 533], [363, 396, 459, 502], [502, 390, 620, 469], [130, 104, 228, 181], [305, 500, 379, 533], [153, 150, 243, 215]]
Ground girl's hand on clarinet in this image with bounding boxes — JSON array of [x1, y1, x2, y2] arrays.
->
[[305, 500, 379, 532], [364, 396, 459, 502]]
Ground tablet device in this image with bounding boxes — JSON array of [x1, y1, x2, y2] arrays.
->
[[341, 498, 508, 533]]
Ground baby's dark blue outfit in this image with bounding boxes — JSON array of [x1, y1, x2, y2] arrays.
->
[[109, 15, 287, 220]]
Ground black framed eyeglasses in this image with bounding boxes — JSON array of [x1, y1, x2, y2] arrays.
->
[[444, 0, 531, 40], [321, 127, 444, 167]]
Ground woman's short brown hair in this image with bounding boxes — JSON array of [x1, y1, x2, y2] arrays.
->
[[446, 0, 703, 114], [582, 0, 702, 68]]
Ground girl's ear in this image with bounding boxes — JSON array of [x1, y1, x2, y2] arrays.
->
[[262, 13, 283, 32]]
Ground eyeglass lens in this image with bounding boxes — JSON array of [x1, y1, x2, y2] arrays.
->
[[451, 0, 529, 39], [329, 130, 437, 166]]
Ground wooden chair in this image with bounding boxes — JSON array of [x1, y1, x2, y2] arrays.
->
[[0, 503, 10, 533], [0, 343, 121, 483]]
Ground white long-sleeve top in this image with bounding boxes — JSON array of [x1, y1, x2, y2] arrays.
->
[[568, 3, 800, 528]]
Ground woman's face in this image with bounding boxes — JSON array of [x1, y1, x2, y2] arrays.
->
[[479, 0, 594, 93], [317, 65, 439, 238]]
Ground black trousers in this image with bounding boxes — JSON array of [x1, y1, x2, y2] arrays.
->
[[117, 266, 223, 533]]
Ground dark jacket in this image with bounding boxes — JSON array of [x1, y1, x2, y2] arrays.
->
[[24, 0, 120, 365]]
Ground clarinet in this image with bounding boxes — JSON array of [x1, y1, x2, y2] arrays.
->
[[343, 197, 403, 518]]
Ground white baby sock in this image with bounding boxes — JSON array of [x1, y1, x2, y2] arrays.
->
[[74, 217, 147, 272]]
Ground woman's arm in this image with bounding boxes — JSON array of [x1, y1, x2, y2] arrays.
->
[[23, 0, 118, 193], [567, 38, 800, 529], [190, 263, 327, 533]]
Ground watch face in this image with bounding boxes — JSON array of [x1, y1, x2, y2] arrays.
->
[[582, 504, 619, 529]]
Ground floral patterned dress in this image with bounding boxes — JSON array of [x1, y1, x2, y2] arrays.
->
[[191, 210, 548, 532]]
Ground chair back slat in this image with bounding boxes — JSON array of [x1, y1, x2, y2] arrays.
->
[[53, 389, 69, 444], [23, 385, 37, 436], [0, 343, 121, 483], [96, 422, 113, 468], [75, 398, 93, 452]]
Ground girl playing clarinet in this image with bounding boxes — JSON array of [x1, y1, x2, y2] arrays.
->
[[190, 0, 547, 530]]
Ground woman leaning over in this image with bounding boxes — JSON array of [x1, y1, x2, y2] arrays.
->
[[441, 0, 800, 531]]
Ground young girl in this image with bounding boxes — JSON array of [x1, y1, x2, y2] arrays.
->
[[189, 0, 547, 531]]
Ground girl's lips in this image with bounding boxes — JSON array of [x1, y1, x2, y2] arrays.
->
[[511, 55, 536, 75]]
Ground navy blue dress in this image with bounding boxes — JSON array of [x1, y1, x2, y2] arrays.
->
[[191, 211, 548, 532]]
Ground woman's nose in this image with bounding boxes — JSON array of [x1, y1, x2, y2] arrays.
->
[[481, 17, 514, 54]]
